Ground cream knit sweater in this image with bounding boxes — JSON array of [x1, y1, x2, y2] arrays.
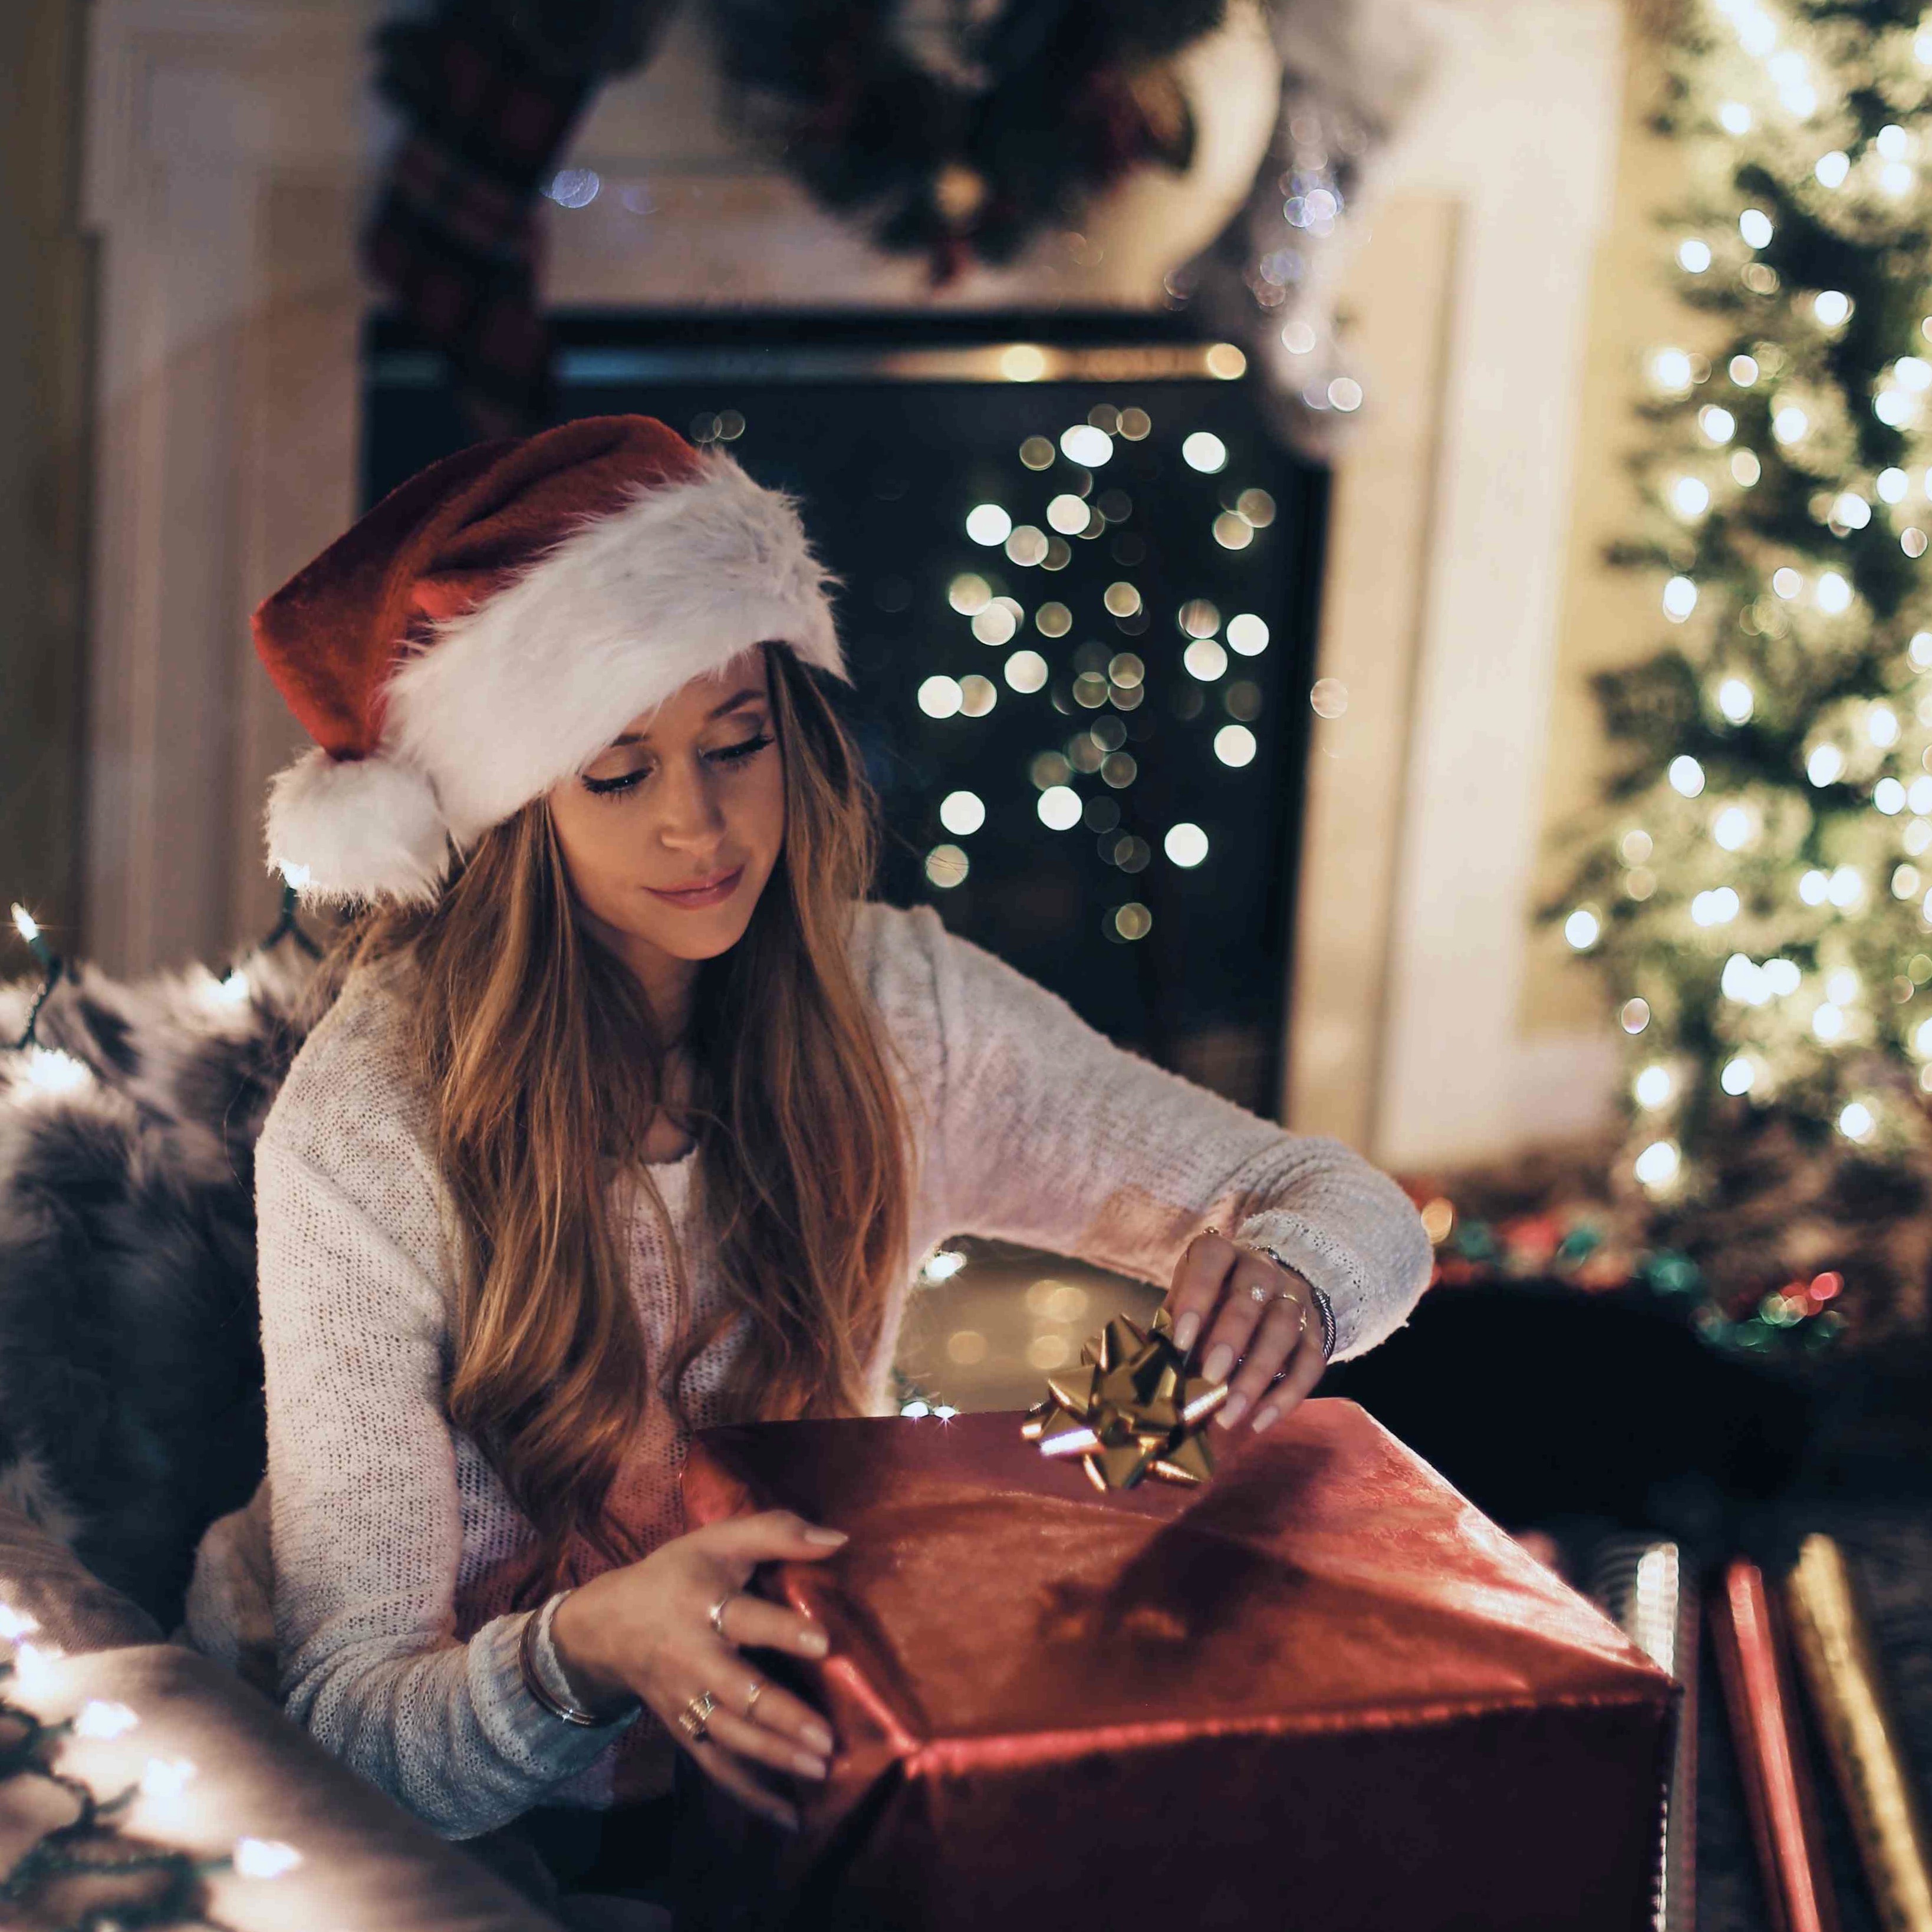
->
[[183, 901, 1431, 1841]]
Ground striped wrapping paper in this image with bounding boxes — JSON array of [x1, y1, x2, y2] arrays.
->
[[1591, 1537, 1699, 1932]]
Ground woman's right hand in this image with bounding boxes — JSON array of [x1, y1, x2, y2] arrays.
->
[[548, 1510, 847, 1831]]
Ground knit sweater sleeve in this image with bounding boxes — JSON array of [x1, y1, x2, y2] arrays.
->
[[255, 979, 636, 1839], [887, 907, 1431, 1361]]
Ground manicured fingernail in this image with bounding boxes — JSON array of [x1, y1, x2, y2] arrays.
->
[[804, 1528, 848, 1546], [1216, 1391, 1250, 1430], [1250, 1403, 1281, 1434], [794, 1752, 828, 1779], [1173, 1311, 1201, 1352], [801, 1628, 830, 1657], [804, 1723, 834, 1754], [1202, 1344, 1234, 1385]]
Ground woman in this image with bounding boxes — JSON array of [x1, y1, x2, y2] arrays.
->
[[185, 414, 1431, 1903]]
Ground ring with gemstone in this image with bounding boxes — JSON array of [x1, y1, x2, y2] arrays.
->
[[1248, 1283, 1272, 1304], [678, 1690, 718, 1742]]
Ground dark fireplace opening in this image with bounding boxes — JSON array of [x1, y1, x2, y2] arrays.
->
[[364, 311, 1328, 1115]]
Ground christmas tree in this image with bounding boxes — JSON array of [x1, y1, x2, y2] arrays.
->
[[1559, 0, 1932, 1348]]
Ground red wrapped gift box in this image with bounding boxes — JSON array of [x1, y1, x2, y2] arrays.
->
[[676, 1401, 1676, 1931]]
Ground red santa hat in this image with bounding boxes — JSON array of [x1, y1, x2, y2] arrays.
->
[[254, 413, 844, 904]]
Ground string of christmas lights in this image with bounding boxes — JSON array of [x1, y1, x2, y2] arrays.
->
[[1556, 0, 1932, 1344], [4, 886, 314, 1100], [0, 891, 321, 1923], [0, 1602, 302, 1930]]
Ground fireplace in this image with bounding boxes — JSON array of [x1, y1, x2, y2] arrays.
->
[[365, 311, 1325, 1114]]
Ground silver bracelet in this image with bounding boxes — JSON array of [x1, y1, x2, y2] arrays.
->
[[517, 1589, 632, 1728]]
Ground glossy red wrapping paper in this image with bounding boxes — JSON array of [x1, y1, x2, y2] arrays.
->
[[674, 1401, 1677, 1931]]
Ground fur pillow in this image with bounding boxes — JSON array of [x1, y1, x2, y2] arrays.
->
[[0, 945, 318, 1632]]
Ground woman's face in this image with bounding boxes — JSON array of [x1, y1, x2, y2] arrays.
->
[[547, 648, 785, 978]]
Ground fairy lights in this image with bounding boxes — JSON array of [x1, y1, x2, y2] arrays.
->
[[1163, 824, 1209, 868], [965, 504, 1012, 546], [1212, 726, 1257, 768], [233, 1838, 303, 1879], [1543, 0, 1932, 1346], [1036, 786, 1082, 831], [1226, 613, 1269, 655], [1180, 432, 1227, 474], [1004, 650, 1048, 693], [0, 1588, 319, 1921], [939, 791, 985, 836], [73, 1700, 139, 1740], [1059, 424, 1112, 467]]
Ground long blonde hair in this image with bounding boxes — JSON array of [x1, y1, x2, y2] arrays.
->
[[339, 645, 910, 1598]]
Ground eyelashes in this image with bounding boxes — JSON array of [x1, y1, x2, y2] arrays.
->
[[712, 730, 775, 766], [580, 732, 775, 798]]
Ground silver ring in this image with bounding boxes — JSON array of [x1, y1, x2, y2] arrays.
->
[[708, 1592, 735, 1640], [745, 1677, 765, 1722], [677, 1690, 718, 1742]]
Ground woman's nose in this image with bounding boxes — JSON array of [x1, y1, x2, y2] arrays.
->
[[654, 754, 727, 844]]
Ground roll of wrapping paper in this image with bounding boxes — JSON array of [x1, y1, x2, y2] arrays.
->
[[1590, 1538, 1698, 1932], [1709, 1555, 1842, 1932], [1784, 1535, 1932, 1932]]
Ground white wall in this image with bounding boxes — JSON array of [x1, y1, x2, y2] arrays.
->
[[1290, 0, 1626, 1167]]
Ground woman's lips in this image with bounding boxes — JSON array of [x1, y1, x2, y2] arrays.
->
[[643, 864, 745, 910]]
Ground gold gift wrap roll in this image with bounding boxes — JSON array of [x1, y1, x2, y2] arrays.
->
[[1784, 1534, 1932, 1932]]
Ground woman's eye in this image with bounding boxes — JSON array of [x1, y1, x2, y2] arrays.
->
[[581, 765, 648, 797], [580, 732, 769, 797], [707, 731, 774, 766]]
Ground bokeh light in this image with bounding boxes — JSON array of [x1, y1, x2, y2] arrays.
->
[[966, 504, 1012, 546], [1037, 785, 1082, 830], [1226, 613, 1269, 656], [924, 844, 969, 889], [1182, 432, 1228, 474], [1005, 650, 1048, 693], [938, 791, 985, 834], [1164, 822, 1209, 867], [917, 676, 963, 719]]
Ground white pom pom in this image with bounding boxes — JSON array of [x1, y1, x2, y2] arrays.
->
[[265, 748, 449, 904]]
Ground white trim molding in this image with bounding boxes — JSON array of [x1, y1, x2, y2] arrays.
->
[[1287, 0, 1627, 1168], [81, 0, 376, 972]]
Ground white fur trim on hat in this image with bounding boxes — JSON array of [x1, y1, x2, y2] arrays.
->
[[265, 746, 450, 906], [263, 446, 843, 902], [387, 447, 843, 852]]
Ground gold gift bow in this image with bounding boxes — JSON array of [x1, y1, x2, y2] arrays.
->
[[1784, 1534, 1932, 1932], [1021, 1308, 1229, 1490]]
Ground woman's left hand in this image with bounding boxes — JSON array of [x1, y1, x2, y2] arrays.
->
[[1158, 1230, 1326, 1436]]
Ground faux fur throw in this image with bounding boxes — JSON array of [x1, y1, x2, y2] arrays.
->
[[0, 944, 319, 1633]]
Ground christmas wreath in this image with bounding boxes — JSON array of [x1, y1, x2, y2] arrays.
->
[[706, 0, 1227, 279]]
